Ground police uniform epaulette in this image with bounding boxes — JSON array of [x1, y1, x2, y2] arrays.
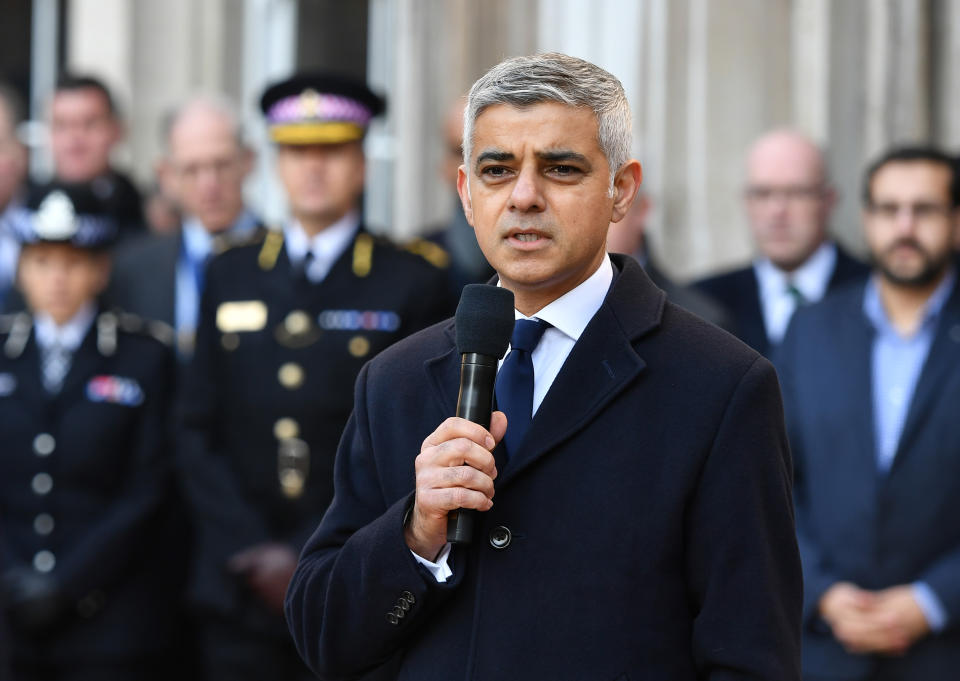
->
[[402, 237, 450, 269], [111, 311, 176, 347], [0, 313, 18, 335], [212, 225, 269, 256]]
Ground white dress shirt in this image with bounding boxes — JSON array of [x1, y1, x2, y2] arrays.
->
[[283, 211, 359, 283], [34, 302, 97, 353], [753, 241, 837, 344], [415, 255, 615, 581], [175, 211, 258, 338]]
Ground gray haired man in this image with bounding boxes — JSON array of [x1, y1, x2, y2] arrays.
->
[[286, 52, 801, 681]]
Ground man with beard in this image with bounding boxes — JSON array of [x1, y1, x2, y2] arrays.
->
[[777, 146, 960, 680]]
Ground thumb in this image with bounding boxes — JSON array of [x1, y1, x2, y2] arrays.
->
[[490, 411, 508, 447]]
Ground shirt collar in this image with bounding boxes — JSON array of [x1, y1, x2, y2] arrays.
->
[[509, 254, 613, 342], [34, 302, 97, 351], [182, 210, 259, 260], [863, 266, 957, 336], [284, 211, 360, 265], [754, 241, 837, 301]]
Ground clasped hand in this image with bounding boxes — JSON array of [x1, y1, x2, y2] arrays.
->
[[819, 582, 931, 656]]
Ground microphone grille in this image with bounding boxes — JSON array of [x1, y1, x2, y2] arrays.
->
[[455, 284, 515, 357]]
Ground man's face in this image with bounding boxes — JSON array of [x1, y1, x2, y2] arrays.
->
[[0, 105, 27, 210], [864, 161, 959, 288], [164, 110, 251, 233], [275, 142, 365, 226], [49, 88, 120, 182], [457, 102, 639, 314], [18, 243, 110, 325], [744, 135, 834, 272]]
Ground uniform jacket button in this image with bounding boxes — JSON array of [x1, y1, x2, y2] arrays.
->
[[33, 433, 55, 456], [489, 525, 512, 549]]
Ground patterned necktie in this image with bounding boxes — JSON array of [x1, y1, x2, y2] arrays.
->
[[41, 342, 72, 394], [495, 318, 550, 459], [785, 281, 806, 307]]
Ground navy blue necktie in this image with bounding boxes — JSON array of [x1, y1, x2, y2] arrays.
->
[[496, 318, 549, 459]]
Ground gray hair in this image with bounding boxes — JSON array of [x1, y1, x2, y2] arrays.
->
[[161, 93, 245, 154], [463, 52, 632, 192]]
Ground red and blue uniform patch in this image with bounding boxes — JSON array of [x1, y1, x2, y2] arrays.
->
[[86, 375, 144, 407]]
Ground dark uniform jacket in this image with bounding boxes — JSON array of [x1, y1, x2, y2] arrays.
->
[[777, 278, 960, 680], [0, 307, 182, 665], [179, 226, 455, 634], [694, 243, 868, 356], [286, 255, 802, 681]]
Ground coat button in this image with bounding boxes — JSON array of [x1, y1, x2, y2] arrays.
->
[[34, 513, 55, 536], [33, 433, 55, 457], [489, 525, 512, 549], [32, 473, 53, 495], [33, 550, 56, 573], [398, 597, 410, 612], [392, 605, 405, 619], [386, 612, 399, 625], [401, 590, 415, 604]]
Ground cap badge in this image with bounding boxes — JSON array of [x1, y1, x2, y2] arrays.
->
[[34, 191, 78, 240]]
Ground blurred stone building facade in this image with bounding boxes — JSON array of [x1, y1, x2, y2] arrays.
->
[[7, 0, 960, 278]]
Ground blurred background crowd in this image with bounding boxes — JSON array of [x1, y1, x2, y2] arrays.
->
[[1, 1, 960, 680]]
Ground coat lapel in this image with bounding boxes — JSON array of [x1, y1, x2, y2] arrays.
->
[[891, 280, 960, 470], [500, 256, 663, 486]]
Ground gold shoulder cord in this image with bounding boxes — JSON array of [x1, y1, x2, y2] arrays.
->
[[258, 230, 284, 271], [352, 233, 373, 277]]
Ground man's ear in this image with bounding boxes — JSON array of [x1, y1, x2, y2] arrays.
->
[[456, 165, 474, 225], [610, 159, 643, 223]]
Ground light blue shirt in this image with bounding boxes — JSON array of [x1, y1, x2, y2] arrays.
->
[[863, 267, 956, 632], [174, 211, 258, 343]]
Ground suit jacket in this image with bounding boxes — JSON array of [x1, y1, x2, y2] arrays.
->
[[286, 254, 802, 681], [694, 244, 868, 356], [108, 231, 181, 326], [777, 277, 960, 679], [179, 226, 456, 636], [0, 307, 183, 664]]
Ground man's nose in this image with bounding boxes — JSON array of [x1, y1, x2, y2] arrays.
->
[[508, 167, 544, 212]]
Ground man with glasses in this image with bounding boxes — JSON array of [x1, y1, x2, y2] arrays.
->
[[778, 146, 960, 679], [108, 95, 259, 357], [695, 129, 868, 356]]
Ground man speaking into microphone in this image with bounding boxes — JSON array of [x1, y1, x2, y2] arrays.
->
[[286, 53, 802, 680]]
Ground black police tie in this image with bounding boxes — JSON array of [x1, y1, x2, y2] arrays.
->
[[41, 342, 71, 394], [495, 318, 549, 459]]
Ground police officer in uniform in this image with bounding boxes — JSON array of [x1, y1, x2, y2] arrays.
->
[[0, 182, 184, 680], [179, 73, 455, 680]]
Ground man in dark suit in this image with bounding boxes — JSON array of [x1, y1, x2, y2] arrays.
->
[[695, 129, 868, 356], [0, 181, 185, 680], [179, 73, 455, 681], [48, 74, 145, 239], [778, 146, 960, 680], [108, 94, 259, 356], [286, 52, 801, 681]]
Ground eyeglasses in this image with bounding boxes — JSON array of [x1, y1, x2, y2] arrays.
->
[[744, 185, 825, 203], [865, 201, 953, 221]]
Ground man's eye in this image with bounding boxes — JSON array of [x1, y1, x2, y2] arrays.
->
[[481, 166, 510, 177], [550, 165, 580, 176]]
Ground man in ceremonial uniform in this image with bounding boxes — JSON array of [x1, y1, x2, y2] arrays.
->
[[0, 182, 185, 680], [179, 73, 455, 680]]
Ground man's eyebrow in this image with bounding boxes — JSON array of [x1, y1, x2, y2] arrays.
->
[[537, 150, 590, 165], [475, 150, 514, 167]]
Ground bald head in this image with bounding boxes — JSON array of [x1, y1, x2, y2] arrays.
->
[[161, 95, 252, 233], [743, 129, 835, 271]]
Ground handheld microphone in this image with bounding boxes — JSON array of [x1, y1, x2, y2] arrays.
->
[[447, 284, 515, 544]]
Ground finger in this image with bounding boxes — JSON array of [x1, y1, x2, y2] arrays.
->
[[490, 411, 507, 444], [418, 464, 496, 500], [417, 436, 498, 479], [422, 417, 495, 452], [417, 485, 495, 515]]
